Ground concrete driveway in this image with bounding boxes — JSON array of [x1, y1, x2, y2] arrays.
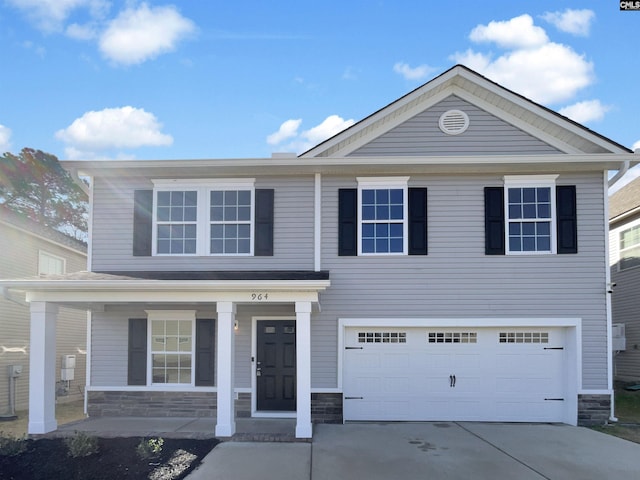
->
[[188, 422, 640, 480]]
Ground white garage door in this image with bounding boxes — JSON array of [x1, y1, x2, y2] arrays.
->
[[343, 327, 567, 422]]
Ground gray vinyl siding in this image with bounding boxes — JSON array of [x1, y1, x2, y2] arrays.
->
[[309, 172, 607, 390], [349, 95, 561, 157], [610, 215, 640, 381], [91, 175, 315, 272], [0, 223, 87, 410]]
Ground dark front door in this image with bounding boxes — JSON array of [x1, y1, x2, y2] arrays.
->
[[257, 320, 296, 411]]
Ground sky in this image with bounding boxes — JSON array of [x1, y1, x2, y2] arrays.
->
[[1, 1, 639, 190]]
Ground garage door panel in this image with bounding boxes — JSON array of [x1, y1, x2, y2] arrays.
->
[[344, 326, 567, 423]]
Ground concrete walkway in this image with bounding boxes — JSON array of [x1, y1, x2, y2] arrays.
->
[[188, 422, 640, 480]]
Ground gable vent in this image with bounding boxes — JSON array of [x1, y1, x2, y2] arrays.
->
[[439, 109, 469, 135]]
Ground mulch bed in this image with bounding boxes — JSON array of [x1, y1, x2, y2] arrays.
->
[[0, 437, 219, 480]]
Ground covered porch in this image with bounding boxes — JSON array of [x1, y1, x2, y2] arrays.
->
[[0, 271, 330, 439]]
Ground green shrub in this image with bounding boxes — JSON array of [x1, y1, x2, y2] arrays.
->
[[0, 433, 27, 457], [64, 431, 99, 457], [136, 437, 164, 460]]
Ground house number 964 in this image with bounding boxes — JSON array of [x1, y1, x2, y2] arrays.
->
[[251, 293, 269, 301]]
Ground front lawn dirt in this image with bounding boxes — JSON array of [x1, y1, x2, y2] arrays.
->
[[0, 436, 218, 480]]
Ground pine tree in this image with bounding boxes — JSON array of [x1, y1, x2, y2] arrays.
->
[[0, 148, 88, 240]]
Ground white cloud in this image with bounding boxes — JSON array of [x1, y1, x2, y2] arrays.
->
[[99, 3, 196, 66], [0, 125, 12, 152], [393, 62, 435, 81], [559, 100, 610, 123], [469, 14, 548, 49], [66, 22, 98, 40], [6, 0, 109, 33], [267, 119, 302, 145], [267, 115, 355, 153], [542, 9, 594, 36], [452, 15, 595, 105], [55, 106, 173, 158]]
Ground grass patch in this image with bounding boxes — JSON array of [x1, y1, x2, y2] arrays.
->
[[614, 389, 640, 423]]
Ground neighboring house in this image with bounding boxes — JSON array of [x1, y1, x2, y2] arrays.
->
[[0, 207, 87, 414], [609, 177, 640, 382], [1, 65, 637, 438]]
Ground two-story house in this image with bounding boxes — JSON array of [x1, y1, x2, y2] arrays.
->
[[0, 207, 87, 416], [609, 177, 640, 382], [1, 65, 636, 438]]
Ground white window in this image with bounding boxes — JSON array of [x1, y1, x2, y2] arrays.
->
[[152, 179, 254, 256], [357, 177, 409, 255], [38, 250, 65, 275], [504, 175, 557, 254], [620, 223, 640, 271], [147, 310, 195, 385]]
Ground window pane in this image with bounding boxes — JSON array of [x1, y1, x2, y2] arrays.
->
[[522, 223, 535, 235], [184, 206, 197, 221], [152, 354, 165, 368], [508, 188, 521, 203], [185, 191, 197, 206], [376, 189, 389, 204], [157, 240, 170, 253], [211, 206, 223, 221], [225, 239, 237, 253], [537, 204, 550, 218], [238, 190, 251, 205], [170, 240, 183, 254], [537, 222, 550, 236], [522, 237, 536, 251], [211, 224, 223, 238], [238, 224, 250, 238], [509, 237, 521, 251], [184, 240, 196, 254], [375, 223, 389, 237], [390, 189, 403, 204], [211, 190, 224, 205], [238, 239, 251, 253], [362, 206, 375, 220], [166, 336, 178, 351], [362, 223, 374, 237], [225, 206, 237, 221], [157, 206, 170, 221], [509, 205, 521, 219], [211, 240, 223, 253], [171, 206, 184, 221], [376, 205, 389, 220], [509, 223, 520, 235], [362, 239, 375, 253], [522, 188, 536, 202], [522, 204, 536, 219], [166, 321, 179, 335], [376, 238, 389, 252], [537, 187, 550, 202], [157, 191, 170, 206], [224, 190, 238, 205], [538, 237, 550, 251], [390, 223, 403, 237], [238, 206, 251, 221], [362, 189, 375, 204], [390, 238, 403, 252], [390, 205, 403, 220]]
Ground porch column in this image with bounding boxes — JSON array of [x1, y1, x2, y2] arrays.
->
[[215, 301, 236, 437], [28, 301, 58, 434], [295, 301, 312, 438]]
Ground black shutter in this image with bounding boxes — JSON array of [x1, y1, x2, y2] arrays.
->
[[408, 188, 428, 255], [255, 189, 274, 256], [338, 189, 357, 256], [128, 318, 147, 385], [485, 187, 505, 255], [195, 319, 215, 386], [133, 190, 153, 256], [556, 185, 577, 254]]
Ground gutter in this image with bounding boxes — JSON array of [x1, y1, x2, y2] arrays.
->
[[1, 287, 28, 307], [68, 168, 91, 197], [608, 160, 630, 189]]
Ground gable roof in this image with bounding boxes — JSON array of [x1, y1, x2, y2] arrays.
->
[[0, 206, 87, 254], [301, 64, 632, 158], [610, 177, 640, 222]]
